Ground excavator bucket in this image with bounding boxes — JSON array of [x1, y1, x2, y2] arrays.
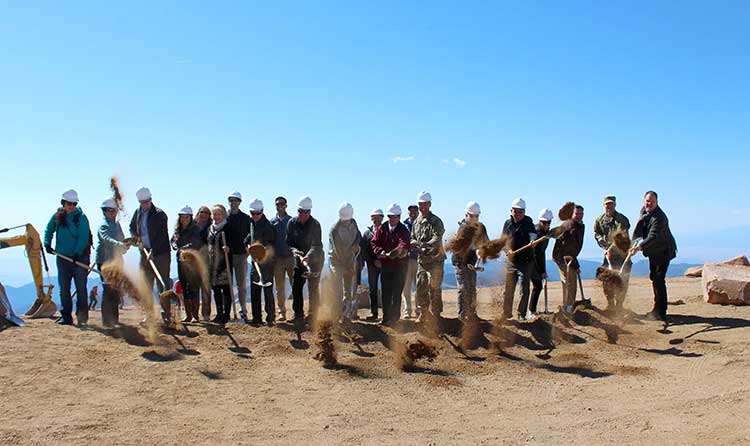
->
[[25, 296, 58, 319], [0, 282, 24, 327]]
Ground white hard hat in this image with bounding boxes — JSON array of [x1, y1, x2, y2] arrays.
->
[[371, 208, 384, 217], [100, 198, 116, 209], [248, 199, 264, 212], [511, 197, 526, 210], [539, 208, 553, 222], [387, 203, 402, 216], [417, 191, 432, 203], [338, 202, 354, 220], [61, 189, 79, 203], [228, 190, 242, 201], [465, 201, 481, 215], [297, 196, 313, 211], [136, 187, 152, 202], [178, 205, 193, 215]]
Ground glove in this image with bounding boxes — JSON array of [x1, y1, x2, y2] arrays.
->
[[45, 245, 54, 255]]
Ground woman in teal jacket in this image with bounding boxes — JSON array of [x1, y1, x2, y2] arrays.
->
[[43, 189, 92, 326]]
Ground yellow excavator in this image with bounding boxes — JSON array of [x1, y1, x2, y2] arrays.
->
[[0, 224, 57, 321]]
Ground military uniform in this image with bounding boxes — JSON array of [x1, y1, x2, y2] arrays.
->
[[452, 219, 489, 320], [411, 212, 446, 317], [593, 211, 631, 270]]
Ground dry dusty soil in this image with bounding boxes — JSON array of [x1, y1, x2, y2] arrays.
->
[[2, 277, 750, 445]]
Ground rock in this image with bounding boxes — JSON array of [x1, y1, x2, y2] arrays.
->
[[684, 255, 750, 278], [702, 263, 750, 305], [684, 266, 703, 278]]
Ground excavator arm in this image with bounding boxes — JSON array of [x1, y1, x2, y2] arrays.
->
[[0, 224, 57, 319]]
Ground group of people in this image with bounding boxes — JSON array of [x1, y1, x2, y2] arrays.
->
[[42, 186, 677, 329]]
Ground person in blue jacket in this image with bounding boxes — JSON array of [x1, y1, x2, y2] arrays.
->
[[44, 189, 92, 326]]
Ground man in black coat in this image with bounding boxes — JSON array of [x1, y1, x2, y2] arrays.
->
[[502, 198, 538, 320], [245, 199, 276, 325], [631, 191, 677, 322], [226, 191, 251, 321], [130, 187, 172, 296], [286, 196, 324, 321]]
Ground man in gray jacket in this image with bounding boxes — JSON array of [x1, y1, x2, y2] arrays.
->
[[329, 203, 361, 320], [97, 198, 132, 327]]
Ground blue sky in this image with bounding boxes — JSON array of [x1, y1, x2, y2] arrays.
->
[[1, 1, 749, 284]]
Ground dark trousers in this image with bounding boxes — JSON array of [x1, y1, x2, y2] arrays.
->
[[140, 252, 172, 294], [57, 255, 89, 323], [381, 262, 407, 324], [649, 259, 670, 318], [366, 262, 381, 316], [251, 261, 275, 322], [177, 261, 199, 300], [101, 284, 120, 326], [292, 266, 320, 319], [213, 285, 231, 322], [530, 278, 543, 313], [503, 260, 532, 318]]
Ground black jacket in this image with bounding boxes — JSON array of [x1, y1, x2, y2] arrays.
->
[[633, 206, 677, 264], [552, 220, 585, 270], [532, 224, 551, 275], [129, 204, 170, 256], [244, 215, 276, 249], [361, 226, 379, 265], [171, 223, 202, 254], [226, 210, 251, 255], [502, 215, 537, 263], [286, 216, 324, 271]]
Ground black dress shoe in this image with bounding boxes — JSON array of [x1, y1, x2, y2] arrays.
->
[[56, 318, 73, 325]]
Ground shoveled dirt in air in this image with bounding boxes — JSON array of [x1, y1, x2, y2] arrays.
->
[[2, 277, 750, 445]]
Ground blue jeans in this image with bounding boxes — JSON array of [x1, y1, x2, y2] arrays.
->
[[57, 255, 89, 323]]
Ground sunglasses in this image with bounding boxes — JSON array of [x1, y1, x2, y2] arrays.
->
[[228, 198, 241, 203], [61, 200, 76, 206], [102, 208, 116, 212], [199, 211, 210, 215], [297, 209, 311, 214], [250, 211, 263, 216]]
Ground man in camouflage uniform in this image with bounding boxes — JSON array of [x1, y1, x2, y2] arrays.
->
[[595, 196, 632, 310], [593, 196, 631, 272], [411, 191, 446, 322]]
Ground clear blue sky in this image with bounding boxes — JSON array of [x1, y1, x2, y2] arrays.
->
[[1, 1, 749, 284]]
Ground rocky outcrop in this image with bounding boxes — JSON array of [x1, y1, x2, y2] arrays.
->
[[684, 255, 749, 278], [702, 263, 750, 305]]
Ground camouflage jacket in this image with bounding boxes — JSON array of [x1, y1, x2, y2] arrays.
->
[[593, 211, 630, 250], [411, 212, 446, 264]]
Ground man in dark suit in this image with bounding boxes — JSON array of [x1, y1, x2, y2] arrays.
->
[[631, 191, 677, 322]]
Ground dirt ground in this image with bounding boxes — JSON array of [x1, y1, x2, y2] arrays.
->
[[2, 276, 750, 445]]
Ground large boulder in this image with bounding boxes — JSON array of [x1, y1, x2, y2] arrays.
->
[[684, 255, 750, 278], [702, 263, 750, 305]]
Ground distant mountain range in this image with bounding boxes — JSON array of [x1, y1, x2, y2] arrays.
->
[[4, 258, 699, 315]]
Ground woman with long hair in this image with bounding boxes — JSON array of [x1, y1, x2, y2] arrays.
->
[[171, 205, 202, 322], [207, 204, 232, 324]]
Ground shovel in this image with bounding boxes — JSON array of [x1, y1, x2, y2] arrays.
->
[[221, 232, 238, 321], [139, 247, 166, 290], [50, 249, 100, 275], [542, 278, 552, 315], [247, 242, 272, 287]]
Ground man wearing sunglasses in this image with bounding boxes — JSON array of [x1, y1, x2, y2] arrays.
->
[[411, 191, 446, 324], [96, 198, 131, 327], [244, 199, 276, 325], [43, 189, 92, 326], [286, 196, 323, 322], [226, 191, 251, 322], [270, 196, 294, 321]]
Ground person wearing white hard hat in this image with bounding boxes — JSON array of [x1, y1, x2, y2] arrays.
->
[[129, 187, 172, 300], [328, 202, 362, 321], [270, 196, 294, 321], [43, 189, 93, 326], [553, 204, 586, 314], [451, 201, 489, 321], [501, 198, 538, 321], [95, 197, 132, 327], [225, 190, 251, 322], [286, 196, 324, 321], [171, 205, 202, 323], [244, 199, 277, 325], [411, 191, 446, 323], [401, 204, 420, 319], [528, 208, 554, 318], [361, 208, 385, 321], [371, 204, 411, 325]]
